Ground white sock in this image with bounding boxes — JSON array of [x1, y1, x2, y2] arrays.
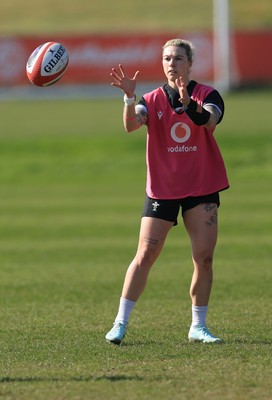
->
[[114, 297, 136, 324], [191, 305, 208, 327]]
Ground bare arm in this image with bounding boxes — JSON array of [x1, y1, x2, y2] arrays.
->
[[123, 104, 148, 132], [110, 64, 145, 132]]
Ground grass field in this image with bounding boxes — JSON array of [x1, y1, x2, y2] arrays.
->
[[1, 0, 272, 34], [0, 90, 271, 399], [0, 0, 272, 399]]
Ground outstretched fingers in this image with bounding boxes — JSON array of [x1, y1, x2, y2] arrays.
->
[[131, 69, 139, 80], [110, 64, 140, 94], [110, 70, 121, 86], [118, 64, 126, 77], [110, 64, 126, 80]]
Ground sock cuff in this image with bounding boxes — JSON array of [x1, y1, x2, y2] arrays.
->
[[192, 305, 208, 312], [115, 297, 136, 324], [120, 297, 136, 306]]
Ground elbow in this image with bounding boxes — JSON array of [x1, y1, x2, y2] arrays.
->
[[124, 124, 138, 133], [204, 121, 216, 130], [204, 115, 217, 130]]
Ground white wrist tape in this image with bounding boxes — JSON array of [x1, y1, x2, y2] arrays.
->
[[124, 94, 136, 106]]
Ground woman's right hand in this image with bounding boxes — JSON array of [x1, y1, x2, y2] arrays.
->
[[110, 64, 139, 97]]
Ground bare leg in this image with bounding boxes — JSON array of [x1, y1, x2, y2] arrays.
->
[[121, 217, 174, 301], [183, 203, 218, 306]]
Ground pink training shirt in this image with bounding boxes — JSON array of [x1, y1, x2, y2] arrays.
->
[[143, 84, 229, 199]]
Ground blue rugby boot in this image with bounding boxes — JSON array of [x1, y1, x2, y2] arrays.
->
[[188, 325, 222, 343], [105, 322, 127, 345]]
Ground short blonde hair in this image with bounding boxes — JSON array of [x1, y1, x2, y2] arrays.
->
[[162, 39, 194, 63]]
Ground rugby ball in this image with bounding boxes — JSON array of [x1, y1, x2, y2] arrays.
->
[[26, 42, 69, 87]]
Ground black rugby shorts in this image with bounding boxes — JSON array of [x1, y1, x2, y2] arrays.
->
[[142, 192, 220, 226]]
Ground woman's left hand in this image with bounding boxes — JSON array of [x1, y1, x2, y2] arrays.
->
[[175, 76, 191, 106]]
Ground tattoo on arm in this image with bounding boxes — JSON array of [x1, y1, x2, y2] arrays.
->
[[135, 109, 148, 125], [203, 104, 222, 125]]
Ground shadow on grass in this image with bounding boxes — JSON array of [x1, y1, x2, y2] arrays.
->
[[0, 375, 144, 383], [121, 340, 163, 347]]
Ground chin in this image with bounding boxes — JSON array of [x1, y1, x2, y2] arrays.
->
[[168, 75, 177, 82]]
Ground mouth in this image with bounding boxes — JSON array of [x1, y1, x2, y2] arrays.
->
[[168, 70, 177, 76], [168, 70, 177, 79]]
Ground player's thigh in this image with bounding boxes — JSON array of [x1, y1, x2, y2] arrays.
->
[[183, 203, 218, 256], [137, 217, 174, 255]]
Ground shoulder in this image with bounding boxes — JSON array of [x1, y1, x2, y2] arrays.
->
[[143, 87, 164, 102], [137, 87, 165, 110], [192, 82, 224, 106], [192, 81, 224, 122], [192, 81, 214, 97]]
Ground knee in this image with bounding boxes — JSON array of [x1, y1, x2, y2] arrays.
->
[[135, 246, 160, 269], [193, 253, 214, 272]]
